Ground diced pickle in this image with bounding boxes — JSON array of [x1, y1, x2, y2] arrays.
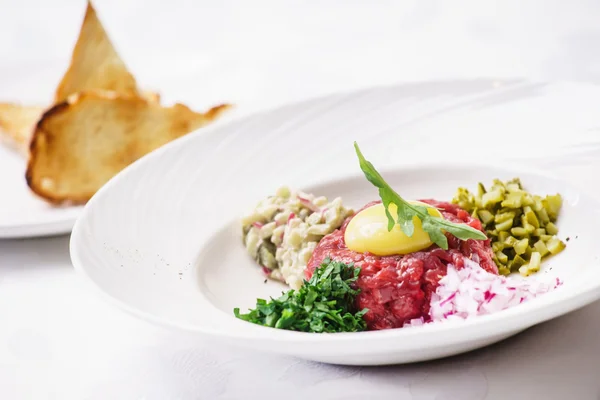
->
[[519, 265, 531, 277], [546, 237, 566, 255], [504, 235, 519, 247], [477, 183, 487, 197], [451, 178, 565, 276], [512, 254, 527, 268], [524, 223, 535, 234], [492, 179, 506, 191], [506, 183, 521, 193], [508, 178, 522, 187], [482, 190, 504, 208], [492, 254, 500, 265], [257, 242, 277, 270], [478, 209, 495, 224], [536, 208, 550, 225], [492, 241, 505, 253], [259, 249, 277, 270], [528, 252, 542, 272], [496, 219, 513, 232], [520, 215, 527, 227], [533, 240, 549, 257], [511, 227, 528, 237], [501, 192, 524, 208], [545, 222, 559, 235], [525, 209, 540, 229], [514, 238, 529, 255], [495, 211, 515, 223], [456, 201, 470, 211], [545, 194, 563, 220], [495, 251, 508, 264], [533, 228, 546, 237], [498, 267, 511, 276], [533, 196, 544, 212]]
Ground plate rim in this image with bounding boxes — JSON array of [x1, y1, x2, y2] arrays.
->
[[0, 77, 535, 239], [0, 218, 76, 239], [70, 163, 600, 346], [0, 77, 594, 239], [0, 103, 246, 240], [68, 80, 600, 358]]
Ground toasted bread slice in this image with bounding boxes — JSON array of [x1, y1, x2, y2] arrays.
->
[[142, 91, 161, 104], [26, 91, 230, 204], [54, 1, 139, 103], [0, 91, 157, 158], [0, 103, 45, 156]]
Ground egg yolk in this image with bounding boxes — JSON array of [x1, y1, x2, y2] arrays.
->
[[344, 201, 443, 256]]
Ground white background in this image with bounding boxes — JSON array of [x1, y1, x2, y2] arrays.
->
[[2, 0, 600, 399]]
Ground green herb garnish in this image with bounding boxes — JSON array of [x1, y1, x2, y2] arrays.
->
[[353, 142, 487, 250], [234, 258, 368, 333]]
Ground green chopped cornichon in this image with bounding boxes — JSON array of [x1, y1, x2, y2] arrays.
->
[[353, 142, 486, 250], [451, 177, 566, 276]]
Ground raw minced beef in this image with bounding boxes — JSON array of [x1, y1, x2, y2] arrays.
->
[[305, 199, 497, 330]]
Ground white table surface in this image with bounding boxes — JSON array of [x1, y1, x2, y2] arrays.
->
[[2, 1, 600, 399]]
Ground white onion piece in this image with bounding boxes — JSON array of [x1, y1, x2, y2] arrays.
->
[[404, 258, 561, 328]]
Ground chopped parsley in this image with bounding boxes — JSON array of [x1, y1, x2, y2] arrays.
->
[[234, 258, 368, 333]]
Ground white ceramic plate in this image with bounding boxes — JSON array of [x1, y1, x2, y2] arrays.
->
[[0, 104, 243, 239], [70, 80, 600, 365], [0, 147, 83, 238], [0, 57, 85, 238]]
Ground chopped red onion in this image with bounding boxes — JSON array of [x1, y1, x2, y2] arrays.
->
[[287, 212, 296, 224], [429, 258, 560, 322], [297, 196, 320, 212], [403, 257, 561, 328]]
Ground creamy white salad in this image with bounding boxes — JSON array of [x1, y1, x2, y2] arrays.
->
[[241, 186, 353, 289]]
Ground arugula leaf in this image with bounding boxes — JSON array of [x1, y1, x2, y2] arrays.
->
[[353, 142, 487, 249], [234, 258, 368, 333]]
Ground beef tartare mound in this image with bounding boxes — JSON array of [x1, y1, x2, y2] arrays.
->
[[305, 200, 497, 330], [236, 145, 564, 334]]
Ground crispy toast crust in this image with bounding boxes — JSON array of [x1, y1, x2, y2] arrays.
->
[[26, 91, 230, 204], [54, 1, 139, 103], [0, 103, 46, 156]]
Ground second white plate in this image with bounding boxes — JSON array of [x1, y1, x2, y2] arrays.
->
[[0, 147, 83, 238], [0, 104, 243, 239]]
